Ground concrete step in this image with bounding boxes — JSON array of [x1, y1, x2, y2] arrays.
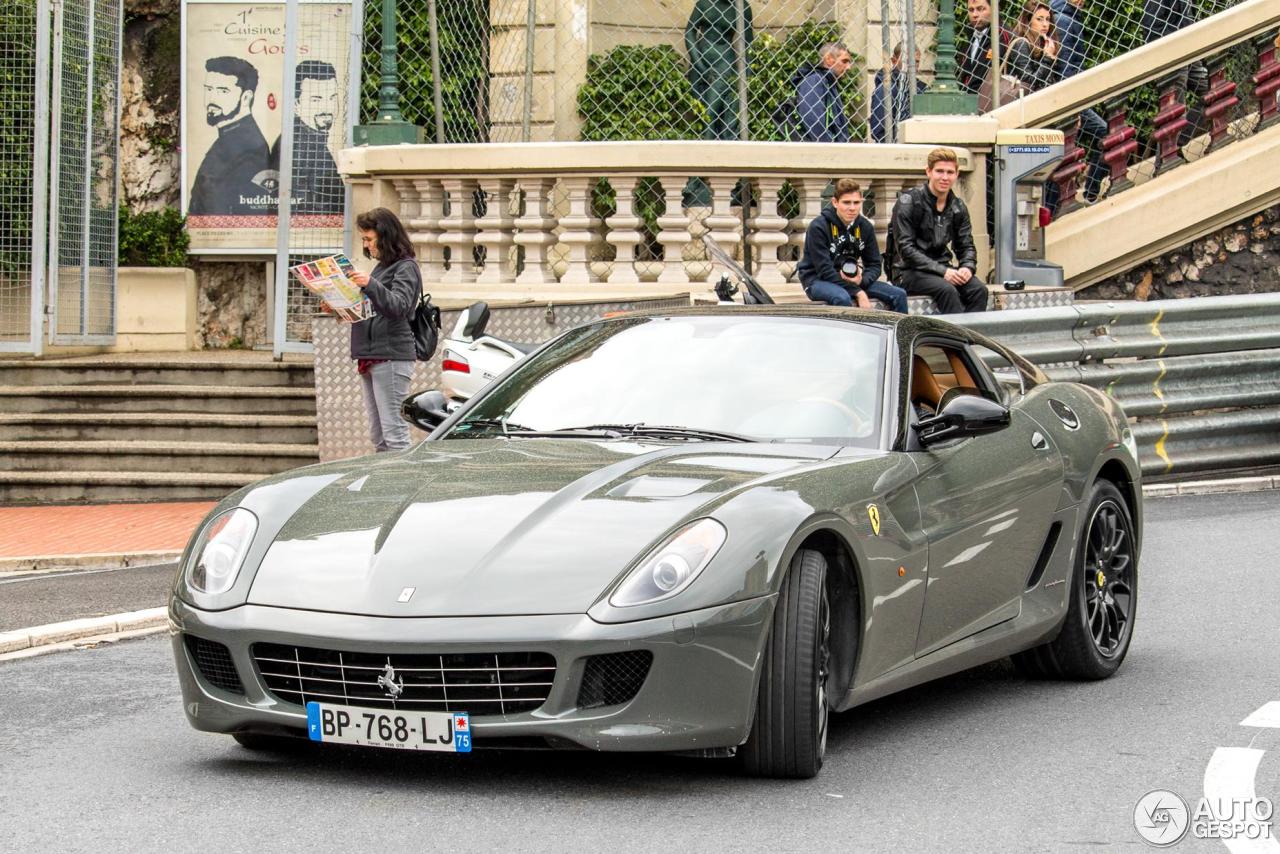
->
[[0, 412, 318, 444], [0, 440, 319, 476], [0, 471, 263, 504], [0, 385, 316, 416], [0, 356, 314, 389]]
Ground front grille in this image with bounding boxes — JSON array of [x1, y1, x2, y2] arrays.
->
[[252, 643, 556, 717], [576, 650, 653, 709], [185, 635, 244, 694]]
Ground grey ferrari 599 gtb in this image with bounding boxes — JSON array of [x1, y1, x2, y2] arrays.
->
[[171, 307, 1141, 778]]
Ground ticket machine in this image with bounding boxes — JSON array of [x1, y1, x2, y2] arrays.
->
[[993, 129, 1065, 288]]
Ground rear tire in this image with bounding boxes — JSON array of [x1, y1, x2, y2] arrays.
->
[[740, 549, 831, 779], [1013, 480, 1137, 680]]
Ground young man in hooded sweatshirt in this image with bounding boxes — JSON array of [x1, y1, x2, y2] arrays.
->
[[797, 178, 909, 312]]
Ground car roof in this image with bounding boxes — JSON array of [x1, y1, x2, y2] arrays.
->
[[604, 304, 966, 338]]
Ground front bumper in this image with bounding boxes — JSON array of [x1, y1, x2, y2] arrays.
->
[[169, 595, 773, 753]]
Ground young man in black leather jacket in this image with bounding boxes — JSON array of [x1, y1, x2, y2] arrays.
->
[[890, 148, 989, 314]]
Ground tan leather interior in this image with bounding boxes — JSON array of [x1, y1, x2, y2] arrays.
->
[[947, 351, 975, 388], [911, 355, 944, 411]]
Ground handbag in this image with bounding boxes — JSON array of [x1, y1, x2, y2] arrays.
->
[[978, 37, 1031, 112], [410, 291, 442, 361]]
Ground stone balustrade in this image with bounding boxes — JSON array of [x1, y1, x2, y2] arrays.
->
[[340, 141, 983, 301]]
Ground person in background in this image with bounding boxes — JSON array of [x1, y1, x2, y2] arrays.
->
[[1049, 0, 1108, 206], [1140, 0, 1208, 145], [798, 178, 909, 313], [1005, 1, 1061, 93], [958, 0, 1011, 95], [792, 42, 855, 143], [346, 208, 421, 453], [891, 148, 989, 315], [870, 44, 928, 143], [685, 0, 754, 141]]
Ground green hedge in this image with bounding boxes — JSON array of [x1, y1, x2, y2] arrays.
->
[[118, 206, 189, 267]]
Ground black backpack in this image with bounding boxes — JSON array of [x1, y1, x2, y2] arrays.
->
[[410, 292, 442, 361]]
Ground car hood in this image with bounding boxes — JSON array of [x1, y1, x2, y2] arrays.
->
[[246, 439, 843, 617]]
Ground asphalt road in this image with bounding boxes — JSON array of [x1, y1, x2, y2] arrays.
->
[[2, 491, 1279, 853], [0, 563, 176, 631]]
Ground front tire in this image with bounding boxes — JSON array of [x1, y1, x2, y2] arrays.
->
[[1014, 480, 1137, 680], [740, 548, 831, 779]]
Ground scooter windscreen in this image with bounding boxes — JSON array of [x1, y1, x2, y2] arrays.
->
[[702, 235, 775, 305]]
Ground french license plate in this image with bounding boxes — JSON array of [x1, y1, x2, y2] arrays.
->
[[306, 702, 472, 753]]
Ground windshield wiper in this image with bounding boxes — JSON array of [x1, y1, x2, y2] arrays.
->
[[452, 417, 532, 436], [555, 423, 751, 443]]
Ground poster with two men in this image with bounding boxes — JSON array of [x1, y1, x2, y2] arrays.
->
[[182, 1, 353, 253]]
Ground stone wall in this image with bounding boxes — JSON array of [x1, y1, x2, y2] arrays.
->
[[1081, 203, 1280, 301]]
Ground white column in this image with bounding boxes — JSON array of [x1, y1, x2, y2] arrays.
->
[[749, 177, 789, 286], [870, 178, 895, 244], [439, 178, 479, 284], [788, 178, 828, 266], [605, 178, 642, 284], [409, 178, 446, 283], [556, 176, 600, 285], [475, 178, 517, 286], [513, 177, 558, 285], [701, 176, 741, 285], [654, 175, 692, 285]]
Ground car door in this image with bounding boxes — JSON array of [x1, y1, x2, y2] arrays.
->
[[908, 338, 1065, 657]]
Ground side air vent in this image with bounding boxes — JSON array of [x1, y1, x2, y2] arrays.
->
[[577, 651, 653, 710], [185, 635, 245, 694], [1025, 522, 1063, 590]]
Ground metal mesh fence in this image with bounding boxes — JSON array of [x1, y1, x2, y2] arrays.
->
[[274, 0, 358, 352], [49, 0, 119, 345], [0, 0, 44, 349]]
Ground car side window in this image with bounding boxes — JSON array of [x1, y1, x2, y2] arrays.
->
[[968, 343, 1025, 405], [910, 341, 996, 419]]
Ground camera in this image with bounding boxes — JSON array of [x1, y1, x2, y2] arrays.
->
[[837, 250, 863, 281]]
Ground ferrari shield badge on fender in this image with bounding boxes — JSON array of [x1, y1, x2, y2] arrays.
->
[[867, 503, 882, 536]]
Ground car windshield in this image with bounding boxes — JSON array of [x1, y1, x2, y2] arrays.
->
[[444, 314, 888, 447]]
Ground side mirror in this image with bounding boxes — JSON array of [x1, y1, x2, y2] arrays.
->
[[916, 391, 1010, 446], [401, 390, 450, 432]]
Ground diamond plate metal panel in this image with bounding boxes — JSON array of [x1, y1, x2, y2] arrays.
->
[[315, 296, 691, 461]]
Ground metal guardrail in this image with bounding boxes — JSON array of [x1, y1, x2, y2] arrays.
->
[[952, 293, 1280, 478]]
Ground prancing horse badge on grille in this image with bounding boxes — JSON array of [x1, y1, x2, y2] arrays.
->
[[377, 662, 405, 698], [397, 587, 416, 603]]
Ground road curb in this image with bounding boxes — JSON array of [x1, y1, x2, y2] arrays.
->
[[1143, 475, 1279, 498], [0, 551, 181, 575], [0, 607, 167, 655]]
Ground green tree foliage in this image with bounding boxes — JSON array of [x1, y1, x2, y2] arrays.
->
[[361, 0, 488, 141], [118, 206, 189, 267], [0, 0, 38, 280], [747, 21, 866, 141], [577, 45, 709, 141]]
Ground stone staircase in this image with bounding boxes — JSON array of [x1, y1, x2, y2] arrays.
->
[[0, 352, 318, 504]]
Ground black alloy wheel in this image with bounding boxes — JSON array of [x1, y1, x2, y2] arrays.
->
[[740, 548, 832, 779], [1083, 499, 1135, 657], [1013, 479, 1138, 680]]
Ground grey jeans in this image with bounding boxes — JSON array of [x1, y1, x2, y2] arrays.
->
[[359, 360, 415, 452]]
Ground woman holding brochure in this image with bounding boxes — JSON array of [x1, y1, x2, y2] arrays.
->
[[345, 208, 422, 452]]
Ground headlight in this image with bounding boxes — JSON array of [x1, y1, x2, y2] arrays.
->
[[610, 518, 726, 608], [186, 508, 258, 595]]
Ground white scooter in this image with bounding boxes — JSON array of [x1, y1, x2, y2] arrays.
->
[[440, 302, 538, 403], [440, 236, 773, 403]]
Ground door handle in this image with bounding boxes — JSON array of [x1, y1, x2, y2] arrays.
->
[[1031, 431, 1049, 451]]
